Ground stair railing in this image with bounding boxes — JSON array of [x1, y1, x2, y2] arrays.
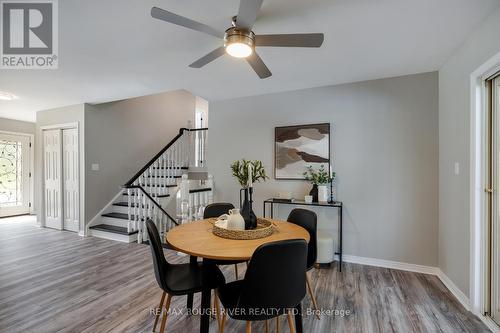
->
[[122, 128, 209, 242], [178, 174, 214, 223]]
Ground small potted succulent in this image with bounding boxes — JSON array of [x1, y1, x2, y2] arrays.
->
[[303, 165, 330, 202]]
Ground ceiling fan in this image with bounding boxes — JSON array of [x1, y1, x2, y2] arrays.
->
[[151, 0, 324, 79]]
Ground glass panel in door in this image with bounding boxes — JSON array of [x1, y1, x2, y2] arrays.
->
[[0, 133, 30, 217]]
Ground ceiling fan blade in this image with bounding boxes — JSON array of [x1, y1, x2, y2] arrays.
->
[[246, 52, 272, 79], [235, 0, 263, 30], [151, 7, 224, 39], [189, 47, 226, 68], [255, 33, 324, 47]]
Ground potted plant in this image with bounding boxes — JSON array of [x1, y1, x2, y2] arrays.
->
[[230, 159, 269, 229], [303, 165, 330, 202]]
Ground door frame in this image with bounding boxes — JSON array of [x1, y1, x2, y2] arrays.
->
[[491, 76, 500, 324], [470, 49, 500, 332], [0, 130, 34, 216], [41, 122, 80, 232]]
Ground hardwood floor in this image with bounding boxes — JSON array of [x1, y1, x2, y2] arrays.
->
[[0, 217, 490, 333]]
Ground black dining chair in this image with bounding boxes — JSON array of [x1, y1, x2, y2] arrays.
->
[[203, 203, 247, 279], [218, 239, 308, 333], [146, 219, 225, 333], [287, 208, 320, 319]]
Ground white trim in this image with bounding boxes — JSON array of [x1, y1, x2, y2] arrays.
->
[[337, 255, 478, 314], [475, 313, 500, 333], [339, 254, 439, 275], [41, 122, 81, 233], [470, 50, 500, 316], [40, 122, 79, 130], [29, 135, 34, 215], [437, 269, 471, 311], [0, 130, 35, 215], [88, 228, 137, 243], [87, 189, 123, 230]]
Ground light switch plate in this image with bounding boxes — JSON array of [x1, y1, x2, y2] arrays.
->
[[91, 163, 100, 171]]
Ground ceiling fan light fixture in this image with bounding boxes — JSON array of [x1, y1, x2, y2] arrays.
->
[[0, 91, 18, 101], [226, 42, 253, 58], [224, 28, 254, 58]]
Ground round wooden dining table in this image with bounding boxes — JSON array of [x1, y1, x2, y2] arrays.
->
[[166, 218, 310, 261], [165, 218, 310, 333]]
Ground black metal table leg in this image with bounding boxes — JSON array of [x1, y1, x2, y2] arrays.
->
[[199, 259, 212, 333], [294, 302, 303, 333], [271, 202, 274, 218], [187, 255, 197, 311], [339, 206, 342, 272], [263, 202, 266, 218]]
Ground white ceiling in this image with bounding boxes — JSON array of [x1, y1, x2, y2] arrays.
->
[[0, 0, 499, 122]]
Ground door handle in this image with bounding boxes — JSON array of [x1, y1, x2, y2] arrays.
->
[[485, 188, 493, 193]]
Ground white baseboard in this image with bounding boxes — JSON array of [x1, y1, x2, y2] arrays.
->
[[336, 254, 477, 315], [436, 269, 471, 311], [473, 313, 500, 333], [338, 254, 439, 275]]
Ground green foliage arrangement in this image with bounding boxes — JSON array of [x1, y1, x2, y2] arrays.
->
[[303, 165, 331, 185], [230, 159, 269, 188]]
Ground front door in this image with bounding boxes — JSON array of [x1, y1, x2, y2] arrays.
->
[[0, 133, 30, 217]]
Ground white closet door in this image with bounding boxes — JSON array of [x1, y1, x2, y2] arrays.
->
[[44, 129, 62, 230], [62, 128, 79, 232]]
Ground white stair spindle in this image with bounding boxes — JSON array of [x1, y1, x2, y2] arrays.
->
[[126, 188, 132, 233]]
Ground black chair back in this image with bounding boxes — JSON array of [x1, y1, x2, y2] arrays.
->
[[237, 239, 307, 317], [287, 208, 317, 270], [203, 202, 235, 219], [146, 220, 170, 291]]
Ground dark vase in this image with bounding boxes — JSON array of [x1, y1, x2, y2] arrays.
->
[[241, 188, 257, 230], [309, 184, 319, 202]]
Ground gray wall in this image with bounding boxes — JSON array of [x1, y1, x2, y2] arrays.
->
[[209, 72, 439, 267], [35, 104, 86, 227], [0, 117, 35, 135], [84, 90, 195, 223], [439, 6, 500, 296]]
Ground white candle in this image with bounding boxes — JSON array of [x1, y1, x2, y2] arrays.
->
[[329, 165, 333, 178], [248, 163, 253, 187]]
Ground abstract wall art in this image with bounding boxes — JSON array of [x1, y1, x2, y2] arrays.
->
[[274, 123, 330, 179]]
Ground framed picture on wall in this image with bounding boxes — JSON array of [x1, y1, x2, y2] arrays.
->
[[274, 123, 330, 180]]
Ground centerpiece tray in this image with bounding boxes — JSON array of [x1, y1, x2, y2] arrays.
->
[[209, 217, 274, 240]]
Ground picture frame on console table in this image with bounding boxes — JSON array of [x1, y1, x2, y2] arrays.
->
[[274, 123, 331, 180]]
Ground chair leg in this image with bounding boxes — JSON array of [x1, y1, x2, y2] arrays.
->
[[211, 292, 217, 319], [276, 316, 280, 333], [234, 264, 239, 279], [153, 291, 166, 332], [213, 290, 221, 331], [246, 321, 251, 333], [159, 294, 172, 333], [306, 272, 320, 320], [220, 312, 227, 333], [286, 311, 296, 333], [265, 319, 269, 333]]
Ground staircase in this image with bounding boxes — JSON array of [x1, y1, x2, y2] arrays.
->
[[88, 127, 213, 243]]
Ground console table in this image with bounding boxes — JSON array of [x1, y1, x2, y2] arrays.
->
[[263, 198, 344, 271]]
